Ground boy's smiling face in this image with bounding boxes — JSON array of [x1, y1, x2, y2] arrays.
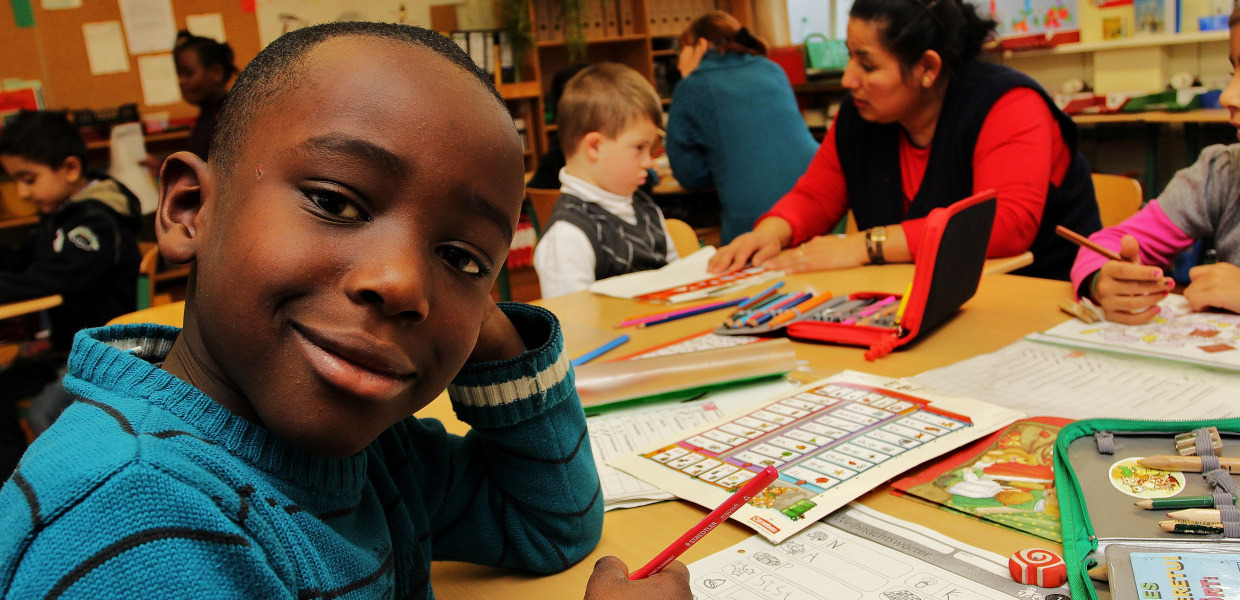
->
[[160, 36, 524, 456]]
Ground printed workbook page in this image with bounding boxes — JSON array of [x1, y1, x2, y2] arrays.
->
[[609, 371, 1024, 543], [689, 503, 1070, 600], [1028, 294, 1240, 371]]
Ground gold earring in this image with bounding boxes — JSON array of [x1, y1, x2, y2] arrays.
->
[[923, 76, 932, 87]]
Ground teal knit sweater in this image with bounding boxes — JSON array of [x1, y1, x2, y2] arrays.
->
[[0, 304, 602, 599]]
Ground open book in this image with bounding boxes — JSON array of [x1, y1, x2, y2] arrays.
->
[[589, 247, 783, 304]]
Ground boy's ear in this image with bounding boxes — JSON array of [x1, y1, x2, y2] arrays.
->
[[581, 131, 605, 162], [57, 156, 84, 183], [156, 151, 214, 265]]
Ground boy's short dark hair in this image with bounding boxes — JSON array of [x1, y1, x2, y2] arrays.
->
[[0, 110, 88, 168], [556, 63, 663, 160], [211, 21, 503, 170]]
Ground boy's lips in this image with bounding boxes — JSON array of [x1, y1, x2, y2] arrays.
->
[[291, 323, 416, 401]]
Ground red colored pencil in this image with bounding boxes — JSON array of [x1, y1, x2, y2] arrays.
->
[[628, 466, 780, 580]]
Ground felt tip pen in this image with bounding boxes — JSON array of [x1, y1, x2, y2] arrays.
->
[[571, 334, 630, 367], [628, 466, 779, 580], [1135, 495, 1237, 510], [842, 295, 896, 325]]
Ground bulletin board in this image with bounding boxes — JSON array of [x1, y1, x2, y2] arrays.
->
[[0, 0, 260, 121]]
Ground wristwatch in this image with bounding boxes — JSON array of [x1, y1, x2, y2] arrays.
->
[[865, 226, 887, 265]]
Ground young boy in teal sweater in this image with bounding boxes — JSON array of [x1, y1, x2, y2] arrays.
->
[[0, 22, 690, 599]]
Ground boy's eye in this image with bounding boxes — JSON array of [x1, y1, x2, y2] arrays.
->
[[437, 246, 489, 277], [306, 189, 368, 221]]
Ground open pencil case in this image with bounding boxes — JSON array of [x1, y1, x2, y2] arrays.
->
[[710, 295, 841, 336], [784, 189, 997, 360], [1055, 418, 1240, 600]]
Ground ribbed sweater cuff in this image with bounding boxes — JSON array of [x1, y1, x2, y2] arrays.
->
[[447, 303, 575, 429]]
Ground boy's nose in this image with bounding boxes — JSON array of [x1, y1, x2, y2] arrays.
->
[[345, 258, 431, 322]]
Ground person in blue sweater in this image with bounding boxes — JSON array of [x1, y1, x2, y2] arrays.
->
[[0, 22, 691, 600], [664, 11, 819, 244]]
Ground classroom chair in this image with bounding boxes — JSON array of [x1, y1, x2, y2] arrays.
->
[[136, 244, 191, 309], [525, 187, 561, 236], [665, 218, 701, 257], [1090, 173, 1143, 228], [107, 300, 184, 327]]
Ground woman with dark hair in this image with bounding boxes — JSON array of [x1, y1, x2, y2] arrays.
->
[[708, 0, 1100, 280], [664, 11, 819, 244], [173, 30, 237, 160]]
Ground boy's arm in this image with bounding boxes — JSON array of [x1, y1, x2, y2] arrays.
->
[[0, 208, 124, 303], [0, 464, 289, 598], [414, 303, 603, 573]]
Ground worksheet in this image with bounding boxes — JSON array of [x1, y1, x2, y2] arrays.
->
[[610, 371, 1023, 543], [910, 339, 1240, 421], [690, 503, 1072, 600], [588, 378, 796, 510], [1029, 295, 1240, 371]]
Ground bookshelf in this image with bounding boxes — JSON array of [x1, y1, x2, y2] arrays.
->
[[512, 0, 752, 165]]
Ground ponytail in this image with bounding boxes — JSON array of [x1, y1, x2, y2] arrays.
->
[[679, 11, 768, 57]]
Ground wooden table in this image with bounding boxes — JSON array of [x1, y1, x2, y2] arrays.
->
[[427, 267, 1076, 598], [0, 295, 61, 321]]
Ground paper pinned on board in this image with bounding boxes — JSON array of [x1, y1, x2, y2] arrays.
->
[[82, 22, 130, 75], [107, 123, 159, 215]]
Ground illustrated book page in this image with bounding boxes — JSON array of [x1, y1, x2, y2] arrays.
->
[[1028, 294, 1240, 371], [609, 371, 1024, 543]]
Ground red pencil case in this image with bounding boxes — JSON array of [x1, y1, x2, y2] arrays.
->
[[786, 189, 997, 360]]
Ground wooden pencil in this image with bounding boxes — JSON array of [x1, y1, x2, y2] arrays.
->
[[1055, 225, 1128, 262], [1138, 455, 1240, 474]]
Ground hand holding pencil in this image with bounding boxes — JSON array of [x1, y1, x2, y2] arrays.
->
[[1057, 226, 1171, 325], [583, 556, 692, 600]]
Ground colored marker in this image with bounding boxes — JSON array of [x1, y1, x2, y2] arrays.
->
[[770, 292, 838, 326], [1135, 495, 1236, 510], [629, 467, 780, 580], [571, 334, 630, 367]]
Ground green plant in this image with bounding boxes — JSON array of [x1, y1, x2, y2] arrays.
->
[[558, 0, 587, 60], [499, 0, 535, 82]]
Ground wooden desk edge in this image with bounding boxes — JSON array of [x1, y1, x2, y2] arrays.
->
[[0, 295, 62, 320]]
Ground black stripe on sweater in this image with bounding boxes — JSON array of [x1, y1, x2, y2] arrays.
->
[[45, 527, 250, 600], [497, 427, 589, 465], [297, 551, 394, 600], [77, 398, 134, 436], [13, 472, 41, 530], [147, 430, 215, 444]]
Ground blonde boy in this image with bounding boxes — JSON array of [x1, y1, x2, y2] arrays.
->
[[533, 63, 679, 298]]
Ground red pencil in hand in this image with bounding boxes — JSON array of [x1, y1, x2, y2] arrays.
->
[[628, 466, 780, 580]]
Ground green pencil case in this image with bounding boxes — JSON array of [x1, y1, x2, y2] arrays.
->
[[1054, 417, 1240, 600]]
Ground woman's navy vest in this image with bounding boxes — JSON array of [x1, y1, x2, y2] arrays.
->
[[834, 60, 1101, 280]]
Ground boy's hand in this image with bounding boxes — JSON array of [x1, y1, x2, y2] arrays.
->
[[1093, 235, 1172, 324], [468, 301, 526, 364], [1185, 262, 1240, 314], [583, 556, 692, 600]]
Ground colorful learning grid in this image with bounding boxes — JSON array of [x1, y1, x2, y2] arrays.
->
[[610, 371, 1024, 543]]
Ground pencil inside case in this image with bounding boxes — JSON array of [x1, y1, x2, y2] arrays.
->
[[781, 291, 903, 353], [712, 294, 841, 336]]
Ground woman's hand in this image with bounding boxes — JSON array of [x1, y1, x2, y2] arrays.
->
[[761, 233, 869, 273], [1185, 262, 1240, 314], [468, 301, 526, 364], [1092, 235, 1173, 324], [583, 556, 692, 600], [707, 219, 792, 274]]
